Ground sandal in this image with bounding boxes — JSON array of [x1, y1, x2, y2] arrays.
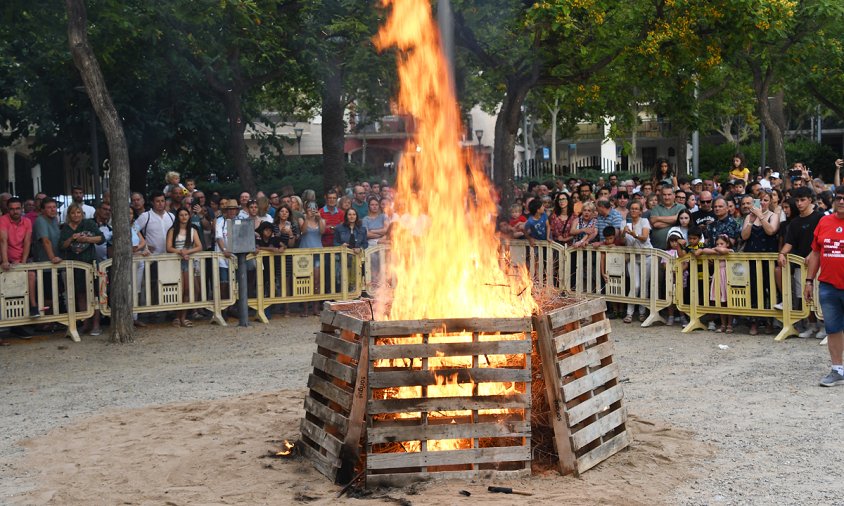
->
[[171, 318, 181, 328], [182, 319, 194, 327], [639, 314, 646, 323], [749, 324, 758, 336], [623, 315, 632, 324], [716, 325, 725, 333], [726, 326, 734, 334]]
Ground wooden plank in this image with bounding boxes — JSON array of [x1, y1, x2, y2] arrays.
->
[[304, 396, 350, 430], [315, 331, 361, 358], [575, 431, 631, 474], [311, 353, 357, 385], [566, 384, 624, 426], [366, 445, 530, 470], [554, 319, 612, 353], [557, 342, 615, 378], [320, 310, 366, 336], [368, 339, 530, 360], [342, 331, 369, 458], [368, 420, 530, 444], [369, 317, 532, 336], [548, 298, 606, 330], [562, 363, 620, 400], [369, 367, 530, 389], [299, 440, 340, 480], [368, 394, 529, 415], [326, 299, 373, 312], [366, 468, 530, 489], [570, 406, 627, 451], [300, 418, 343, 458], [307, 373, 353, 409], [532, 313, 577, 476]]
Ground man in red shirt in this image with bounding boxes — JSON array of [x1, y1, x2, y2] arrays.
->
[[0, 197, 42, 319], [805, 185, 844, 387], [319, 190, 343, 247]]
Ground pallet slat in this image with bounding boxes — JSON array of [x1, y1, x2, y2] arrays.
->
[[548, 298, 606, 330], [366, 445, 531, 470], [562, 363, 619, 400], [315, 331, 361, 358], [299, 440, 341, 478], [300, 418, 344, 458], [369, 317, 532, 336], [555, 319, 611, 352], [366, 468, 530, 489], [320, 310, 367, 336], [566, 384, 624, 426], [307, 374, 353, 411], [311, 353, 357, 385], [368, 394, 529, 415], [369, 367, 530, 388], [570, 406, 627, 451], [576, 431, 631, 474], [557, 341, 614, 377], [304, 396, 351, 430], [368, 420, 530, 444], [369, 339, 530, 360]]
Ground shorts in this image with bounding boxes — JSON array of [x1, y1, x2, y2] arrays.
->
[[819, 282, 844, 334]]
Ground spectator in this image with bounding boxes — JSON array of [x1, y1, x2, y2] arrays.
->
[[273, 205, 300, 248], [741, 191, 780, 335], [595, 199, 623, 242], [130, 192, 146, 220], [621, 200, 652, 323], [237, 191, 251, 219], [706, 198, 740, 248], [319, 190, 343, 247], [524, 199, 549, 247], [614, 191, 630, 221], [778, 186, 823, 337], [0, 197, 42, 319], [61, 185, 95, 222], [549, 192, 576, 246], [696, 234, 734, 333], [651, 158, 677, 190], [162, 171, 186, 196], [667, 209, 691, 243], [362, 197, 387, 245], [215, 200, 240, 300], [135, 191, 174, 255], [648, 184, 685, 250], [167, 185, 186, 214], [571, 202, 598, 247], [93, 201, 113, 261], [166, 208, 203, 328], [729, 153, 750, 183], [256, 196, 273, 224], [60, 202, 104, 335], [804, 184, 844, 386], [300, 201, 325, 316], [351, 185, 369, 218]]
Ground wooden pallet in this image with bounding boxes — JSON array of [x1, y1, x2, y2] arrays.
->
[[532, 297, 630, 476], [298, 302, 371, 484], [365, 317, 533, 488]]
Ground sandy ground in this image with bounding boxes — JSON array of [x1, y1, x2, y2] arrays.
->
[[1, 312, 842, 505]]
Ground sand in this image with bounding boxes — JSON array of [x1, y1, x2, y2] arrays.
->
[[1, 314, 842, 505]]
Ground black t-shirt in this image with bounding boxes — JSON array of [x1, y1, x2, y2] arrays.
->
[[785, 209, 823, 258], [691, 209, 715, 230]]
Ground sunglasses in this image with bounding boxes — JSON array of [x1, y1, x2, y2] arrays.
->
[[835, 195, 844, 202], [700, 200, 712, 204]]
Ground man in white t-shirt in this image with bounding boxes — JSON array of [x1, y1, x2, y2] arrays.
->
[[135, 191, 174, 255], [215, 199, 240, 298]]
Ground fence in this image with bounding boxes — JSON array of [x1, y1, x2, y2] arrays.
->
[[0, 260, 96, 341]]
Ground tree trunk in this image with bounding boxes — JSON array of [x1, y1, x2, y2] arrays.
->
[[548, 97, 558, 174], [66, 0, 133, 343], [321, 54, 346, 194], [675, 128, 688, 176], [222, 91, 256, 195], [493, 74, 535, 208], [751, 64, 787, 172]]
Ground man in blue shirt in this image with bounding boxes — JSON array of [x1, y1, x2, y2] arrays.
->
[[595, 199, 624, 242]]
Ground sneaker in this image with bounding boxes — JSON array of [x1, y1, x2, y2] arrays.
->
[[29, 306, 41, 318], [708, 321, 716, 331], [819, 370, 844, 387], [815, 328, 828, 340], [666, 316, 674, 326], [773, 302, 783, 310], [799, 326, 818, 338], [89, 328, 102, 336]]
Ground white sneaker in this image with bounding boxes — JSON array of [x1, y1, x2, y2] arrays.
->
[[708, 321, 716, 331], [799, 326, 818, 338], [773, 302, 783, 310], [666, 316, 674, 326], [815, 328, 828, 339]]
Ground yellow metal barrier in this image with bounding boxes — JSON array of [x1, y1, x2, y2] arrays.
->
[[0, 261, 96, 341], [675, 253, 810, 340], [500, 240, 567, 292], [97, 251, 237, 326], [248, 247, 364, 322], [564, 245, 675, 327], [364, 243, 390, 296]]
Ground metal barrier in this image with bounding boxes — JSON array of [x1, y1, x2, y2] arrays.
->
[[248, 247, 364, 322], [97, 251, 238, 326], [564, 245, 675, 327], [674, 253, 810, 341], [0, 261, 96, 341]]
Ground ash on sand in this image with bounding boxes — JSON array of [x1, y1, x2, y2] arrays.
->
[[3, 307, 841, 504]]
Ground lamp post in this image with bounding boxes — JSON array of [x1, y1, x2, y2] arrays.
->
[[294, 127, 304, 156], [475, 129, 484, 147]]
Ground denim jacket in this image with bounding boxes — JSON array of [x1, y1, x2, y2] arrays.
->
[[333, 223, 369, 249]]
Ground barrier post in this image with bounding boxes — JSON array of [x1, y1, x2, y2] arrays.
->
[[643, 252, 664, 327], [211, 256, 227, 326], [65, 262, 80, 342], [254, 252, 269, 324], [681, 256, 706, 333], [236, 253, 249, 327], [775, 256, 803, 341]]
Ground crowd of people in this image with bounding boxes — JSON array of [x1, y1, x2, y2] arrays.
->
[[2, 158, 844, 387]]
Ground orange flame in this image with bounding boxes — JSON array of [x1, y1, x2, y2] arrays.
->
[[374, 0, 536, 321]]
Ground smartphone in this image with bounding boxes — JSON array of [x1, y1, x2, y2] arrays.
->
[[753, 199, 761, 208]]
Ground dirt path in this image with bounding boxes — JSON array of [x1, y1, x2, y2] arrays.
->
[[0, 315, 841, 505]]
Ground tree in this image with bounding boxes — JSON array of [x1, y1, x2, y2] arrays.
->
[[65, 0, 133, 343]]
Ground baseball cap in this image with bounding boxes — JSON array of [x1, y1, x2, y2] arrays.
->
[[691, 178, 702, 185], [771, 172, 781, 179]]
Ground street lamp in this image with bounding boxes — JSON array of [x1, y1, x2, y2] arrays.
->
[[294, 127, 304, 156], [475, 129, 484, 146]]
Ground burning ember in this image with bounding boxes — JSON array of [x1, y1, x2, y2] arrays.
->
[[373, 0, 535, 321]]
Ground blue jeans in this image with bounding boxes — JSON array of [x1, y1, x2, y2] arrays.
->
[[819, 281, 844, 334]]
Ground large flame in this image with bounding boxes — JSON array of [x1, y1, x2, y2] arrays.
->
[[374, 0, 536, 320]]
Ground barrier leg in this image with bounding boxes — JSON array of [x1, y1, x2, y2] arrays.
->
[[682, 260, 705, 333], [210, 259, 228, 327], [775, 261, 800, 341], [66, 264, 81, 342], [641, 254, 663, 327]]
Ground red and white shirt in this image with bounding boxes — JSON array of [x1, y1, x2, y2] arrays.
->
[[811, 213, 844, 289]]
